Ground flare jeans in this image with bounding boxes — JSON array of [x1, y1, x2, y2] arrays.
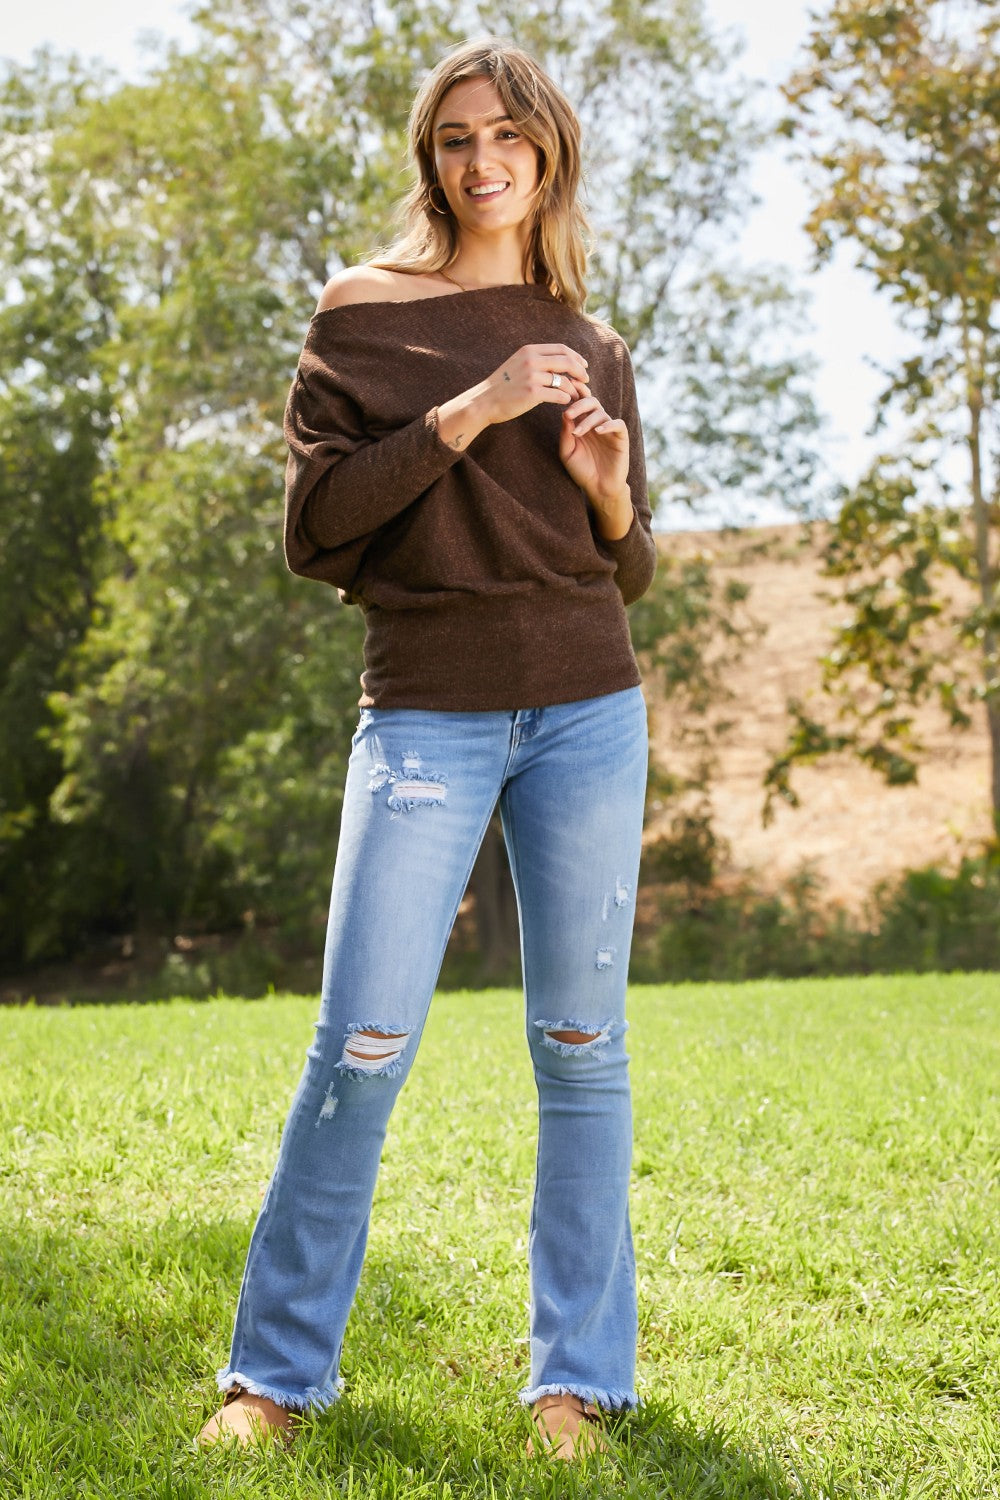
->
[[217, 683, 649, 1413]]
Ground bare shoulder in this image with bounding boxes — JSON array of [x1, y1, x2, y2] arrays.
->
[[315, 266, 436, 313]]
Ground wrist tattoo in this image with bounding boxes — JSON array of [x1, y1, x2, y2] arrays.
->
[[502, 371, 511, 382], [448, 434, 465, 450]]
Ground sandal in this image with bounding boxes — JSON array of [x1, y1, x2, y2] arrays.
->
[[526, 1392, 610, 1461], [196, 1383, 299, 1449]]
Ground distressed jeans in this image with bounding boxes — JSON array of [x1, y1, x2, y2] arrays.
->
[[217, 683, 648, 1413]]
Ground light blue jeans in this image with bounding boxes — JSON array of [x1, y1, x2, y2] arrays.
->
[[217, 684, 648, 1414]]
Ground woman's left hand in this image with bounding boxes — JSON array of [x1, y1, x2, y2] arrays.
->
[[558, 391, 631, 532]]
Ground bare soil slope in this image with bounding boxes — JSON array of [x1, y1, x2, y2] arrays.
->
[[646, 524, 992, 911]]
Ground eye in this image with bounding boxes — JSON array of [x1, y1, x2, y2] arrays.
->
[[442, 129, 522, 148]]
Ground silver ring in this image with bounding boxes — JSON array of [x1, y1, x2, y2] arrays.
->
[[549, 371, 563, 388]]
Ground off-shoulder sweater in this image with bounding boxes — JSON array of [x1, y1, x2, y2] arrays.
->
[[283, 281, 657, 710]]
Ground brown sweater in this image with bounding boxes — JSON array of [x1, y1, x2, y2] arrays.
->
[[283, 282, 657, 710]]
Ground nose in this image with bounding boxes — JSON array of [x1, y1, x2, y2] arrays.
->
[[468, 131, 497, 172]]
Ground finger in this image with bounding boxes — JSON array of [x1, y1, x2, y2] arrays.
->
[[579, 416, 626, 436], [563, 396, 602, 418], [539, 368, 590, 393], [569, 412, 610, 438], [530, 352, 590, 382], [540, 376, 590, 404], [526, 344, 591, 364]]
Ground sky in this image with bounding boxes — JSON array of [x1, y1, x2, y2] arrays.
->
[[2, 0, 913, 513]]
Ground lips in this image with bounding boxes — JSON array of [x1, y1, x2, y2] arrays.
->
[[464, 182, 509, 200]]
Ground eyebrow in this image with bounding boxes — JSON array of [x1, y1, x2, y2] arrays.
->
[[434, 113, 513, 132]]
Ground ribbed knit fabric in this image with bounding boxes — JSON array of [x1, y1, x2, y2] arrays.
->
[[283, 281, 657, 710]]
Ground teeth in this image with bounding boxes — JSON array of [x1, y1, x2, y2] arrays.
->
[[468, 183, 507, 197]]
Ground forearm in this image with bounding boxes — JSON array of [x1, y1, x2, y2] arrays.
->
[[592, 343, 657, 604], [294, 408, 462, 550], [435, 383, 495, 452], [592, 502, 657, 605], [590, 484, 634, 542], [296, 383, 498, 551]]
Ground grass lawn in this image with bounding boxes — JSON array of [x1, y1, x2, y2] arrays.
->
[[1, 974, 998, 1498]]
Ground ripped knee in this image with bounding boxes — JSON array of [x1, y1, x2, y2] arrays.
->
[[335, 1025, 411, 1080], [534, 1018, 621, 1058]]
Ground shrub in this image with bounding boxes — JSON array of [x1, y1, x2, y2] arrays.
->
[[632, 833, 1000, 982]]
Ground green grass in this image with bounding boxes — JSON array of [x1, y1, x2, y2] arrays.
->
[[2, 975, 998, 1499]]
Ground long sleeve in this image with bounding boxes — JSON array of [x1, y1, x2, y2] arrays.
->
[[282, 326, 466, 590], [275, 284, 656, 711], [591, 342, 658, 607]]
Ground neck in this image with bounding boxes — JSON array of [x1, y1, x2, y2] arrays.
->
[[447, 232, 531, 288]]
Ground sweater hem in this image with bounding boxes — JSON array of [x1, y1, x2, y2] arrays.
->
[[356, 586, 643, 710]]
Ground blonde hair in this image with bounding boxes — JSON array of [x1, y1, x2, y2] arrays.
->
[[366, 37, 592, 314]]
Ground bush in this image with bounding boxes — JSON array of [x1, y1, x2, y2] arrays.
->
[[631, 835, 1000, 982], [864, 848, 1000, 973]]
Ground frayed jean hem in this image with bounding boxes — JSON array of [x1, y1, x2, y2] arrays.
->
[[215, 1367, 343, 1414], [518, 1381, 639, 1412]]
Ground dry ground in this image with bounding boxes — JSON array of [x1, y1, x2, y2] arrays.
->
[[645, 523, 992, 912]]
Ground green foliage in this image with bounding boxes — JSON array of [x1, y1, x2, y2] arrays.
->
[[1, 978, 998, 1496], [635, 836, 1000, 982], [631, 547, 764, 844], [777, 0, 1000, 819], [634, 851, 858, 982], [0, 63, 118, 962], [0, 1, 819, 969], [867, 846, 1000, 975], [640, 804, 726, 894], [0, 33, 375, 961], [630, 550, 761, 716]]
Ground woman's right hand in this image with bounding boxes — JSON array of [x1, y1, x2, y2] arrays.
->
[[435, 343, 590, 453], [481, 343, 591, 426]]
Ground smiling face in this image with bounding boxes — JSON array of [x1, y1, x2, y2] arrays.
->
[[430, 75, 542, 240]]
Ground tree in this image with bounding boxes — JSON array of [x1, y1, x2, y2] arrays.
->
[[0, 0, 820, 972], [769, 0, 1000, 828], [0, 56, 120, 962], [0, 45, 367, 962]]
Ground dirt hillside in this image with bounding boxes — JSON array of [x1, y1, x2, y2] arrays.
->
[[645, 524, 992, 911]]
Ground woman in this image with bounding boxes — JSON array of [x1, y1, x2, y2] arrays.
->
[[198, 35, 657, 1462]]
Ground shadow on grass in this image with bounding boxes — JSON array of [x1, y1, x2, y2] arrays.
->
[[619, 1400, 812, 1499], [1, 1218, 813, 1499], [284, 1391, 810, 1499]]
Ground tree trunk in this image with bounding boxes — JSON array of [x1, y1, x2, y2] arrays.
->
[[469, 815, 521, 983], [987, 699, 1000, 836], [965, 326, 1000, 828]]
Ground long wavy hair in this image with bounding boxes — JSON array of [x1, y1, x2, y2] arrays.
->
[[366, 38, 592, 314]]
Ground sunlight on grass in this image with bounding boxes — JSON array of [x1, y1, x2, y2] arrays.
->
[[1, 975, 998, 1497]]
